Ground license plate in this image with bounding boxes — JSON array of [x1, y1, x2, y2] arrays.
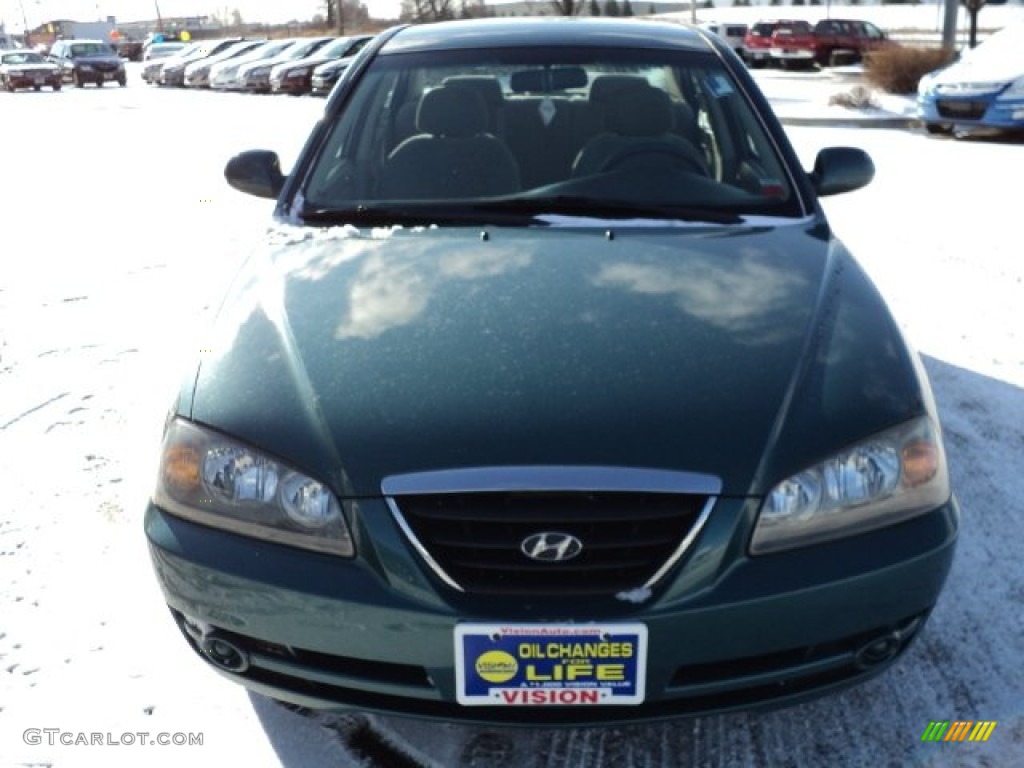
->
[[35, 77, 44, 85], [455, 623, 647, 706], [104, 73, 119, 80]]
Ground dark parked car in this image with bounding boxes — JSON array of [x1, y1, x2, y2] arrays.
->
[[309, 52, 363, 96], [48, 39, 125, 87], [270, 34, 373, 95], [159, 37, 244, 87], [0, 50, 62, 91], [237, 36, 333, 93], [146, 17, 958, 725], [185, 39, 267, 88]]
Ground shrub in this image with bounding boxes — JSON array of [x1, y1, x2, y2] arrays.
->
[[864, 46, 955, 94]]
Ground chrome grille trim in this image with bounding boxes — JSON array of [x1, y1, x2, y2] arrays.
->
[[384, 495, 465, 592], [382, 466, 722, 496], [642, 495, 716, 589], [383, 466, 721, 595]]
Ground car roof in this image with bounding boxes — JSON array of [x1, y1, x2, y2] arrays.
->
[[381, 18, 711, 55]]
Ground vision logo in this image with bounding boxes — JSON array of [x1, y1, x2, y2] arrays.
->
[[921, 721, 997, 742]]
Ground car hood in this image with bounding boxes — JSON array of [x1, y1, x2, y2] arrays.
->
[[315, 56, 353, 75], [276, 52, 334, 72], [928, 54, 1023, 88], [241, 54, 294, 73], [3, 62, 57, 70], [188, 222, 922, 498]]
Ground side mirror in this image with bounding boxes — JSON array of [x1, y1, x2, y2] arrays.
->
[[809, 146, 874, 197], [224, 149, 286, 200]]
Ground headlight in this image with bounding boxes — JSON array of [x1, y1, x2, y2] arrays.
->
[[9, 69, 23, 76], [286, 67, 309, 78], [79, 64, 93, 71], [751, 415, 949, 554], [249, 66, 269, 77], [997, 77, 1024, 100], [154, 419, 354, 556]]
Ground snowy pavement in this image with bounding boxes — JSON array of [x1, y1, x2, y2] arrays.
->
[[752, 67, 919, 128], [1, 69, 1022, 767]]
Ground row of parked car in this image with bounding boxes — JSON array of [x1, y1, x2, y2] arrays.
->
[[0, 39, 127, 91], [140, 34, 374, 96], [704, 18, 895, 69]]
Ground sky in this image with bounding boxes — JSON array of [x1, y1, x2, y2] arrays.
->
[[0, 0, 404, 32]]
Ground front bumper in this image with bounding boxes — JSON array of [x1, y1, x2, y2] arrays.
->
[[242, 73, 271, 92], [7, 72, 61, 89], [185, 70, 210, 88], [271, 73, 311, 94], [311, 73, 339, 95], [160, 70, 185, 86], [918, 91, 1024, 130], [145, 496, 958, 725]]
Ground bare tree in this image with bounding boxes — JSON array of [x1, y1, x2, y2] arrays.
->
[[551, 0, 586, 15], [401, 0, 457, 21]]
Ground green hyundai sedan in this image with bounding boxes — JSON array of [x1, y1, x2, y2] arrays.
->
[[144, 17, 958, 725]]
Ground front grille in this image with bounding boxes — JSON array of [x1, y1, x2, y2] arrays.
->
[[390, 491, 709, 596], [936, 99, 988, 120]]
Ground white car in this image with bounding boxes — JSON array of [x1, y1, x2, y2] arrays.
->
[[143, 42, 188, 62], [209, 39, 297, 91], [700, 22, 749, 60]]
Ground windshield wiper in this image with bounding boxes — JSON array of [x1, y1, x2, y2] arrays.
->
[[301, 204, 538, 228], [486, 196, 745, 224], [301, 197, 745, 228]]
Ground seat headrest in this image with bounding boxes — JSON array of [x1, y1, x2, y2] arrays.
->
[[417, 86, 488, 138], [588, 75, 649, 105], [605, 86, 673, 137], [442, 76, 504, 109]]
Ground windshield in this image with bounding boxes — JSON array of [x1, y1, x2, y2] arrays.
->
[[3, 52, 46, 64], [71, 43, 114, 56], [319, 36, 358, 59], [302, 46, 800, 225], [284, 38, 331, 60], [150, 43, 186, 57], [249, 40, 298, 61]]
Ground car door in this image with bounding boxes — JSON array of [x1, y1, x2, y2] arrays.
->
[[48, 42, 70, 81]]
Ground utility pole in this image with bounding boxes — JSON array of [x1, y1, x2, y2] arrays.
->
[[942, 0, 958, 51], [155, 0, 164, 32], [337, 0, 345, 35], [17, 0, 32, 45]]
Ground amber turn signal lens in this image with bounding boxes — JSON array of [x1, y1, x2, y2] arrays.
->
[[902, 439, 939, 487], [163, 444, 202, 492]]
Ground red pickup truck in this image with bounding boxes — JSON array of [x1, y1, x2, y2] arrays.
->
[[769, 18, 896, 69]]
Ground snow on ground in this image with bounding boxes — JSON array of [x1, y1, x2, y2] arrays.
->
[[1, 62, 1022, 767]]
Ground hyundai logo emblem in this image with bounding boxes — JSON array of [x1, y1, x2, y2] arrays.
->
[[520, 532, 584, 562]]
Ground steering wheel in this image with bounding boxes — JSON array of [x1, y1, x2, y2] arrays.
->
[[598, 142, 709, 177]]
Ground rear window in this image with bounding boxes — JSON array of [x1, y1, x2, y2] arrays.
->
[[773, 22, 813, 36]]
